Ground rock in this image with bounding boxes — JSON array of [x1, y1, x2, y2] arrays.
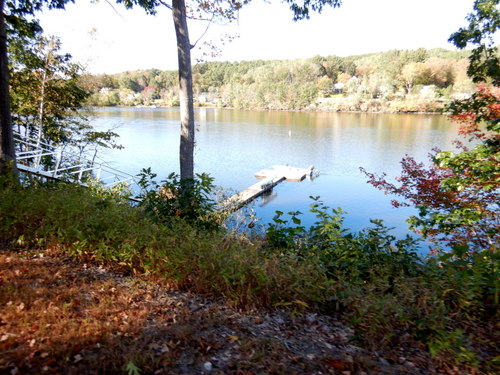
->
[[305, 313, 317, 323], [203, 361, 212, 372], [273, 316, 285, 325]]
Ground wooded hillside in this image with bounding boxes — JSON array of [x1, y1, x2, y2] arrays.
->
[[83, 48, 473, 112]]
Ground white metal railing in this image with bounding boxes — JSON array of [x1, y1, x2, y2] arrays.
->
[[13, 130, 137, 188]]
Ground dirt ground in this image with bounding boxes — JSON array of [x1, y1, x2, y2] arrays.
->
[[0, 248, 471, 374]]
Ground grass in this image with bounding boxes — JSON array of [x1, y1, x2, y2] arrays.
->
[[0, 182, 498, 373]]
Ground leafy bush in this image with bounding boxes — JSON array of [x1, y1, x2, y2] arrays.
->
[[437, 245, 499, 317], [264, 197, 423, 282], [135, 168, 219, 229]]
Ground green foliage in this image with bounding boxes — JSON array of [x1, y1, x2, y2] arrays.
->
[[265, 197, 422, 282], [262, 197, 498, 369], [5, 3, 91, 144], [87, 179, 133, 202], [398, 4, 500, 250], [83, 49, 472, 111], [356, 3, 499, 368], [119, 76, 143, 93], [0, 182, 331, 307], [363, 88, 499, 251], [126, 361, 141, 375], [438, 245, 499, 314], [8, 30, 91, 142], [265, 209, 306, 250], [282, 0, 342, 21], [449, 0, 500, 85], [412, 140, 499, 249], [136, 167, 218, 229], [87, 90, 121, 106], [0, 183, 162, 271], [6, 15, 121, 175], [428, 329, 479, 367]]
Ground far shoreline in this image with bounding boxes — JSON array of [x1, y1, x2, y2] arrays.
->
[[92, 102, 451, 117]]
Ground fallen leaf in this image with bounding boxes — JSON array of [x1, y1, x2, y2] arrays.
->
[[326, 359, 345, 370]]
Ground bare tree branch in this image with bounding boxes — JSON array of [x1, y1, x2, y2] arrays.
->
[[158, 0, 173, 11], [104, 0, 126, 20], [191, 13, 215, 49]]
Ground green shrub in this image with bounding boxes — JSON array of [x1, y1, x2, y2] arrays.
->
[[264, 197, 423, 282], [135, 168, 219, 230]]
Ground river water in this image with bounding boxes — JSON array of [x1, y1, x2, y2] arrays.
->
[[92, 107, 461, 245]]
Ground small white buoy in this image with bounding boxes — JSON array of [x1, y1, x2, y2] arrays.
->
[[288, 130, 292, 137]]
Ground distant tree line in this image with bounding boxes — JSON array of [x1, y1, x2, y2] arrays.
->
[[83, 48, 473, 112]]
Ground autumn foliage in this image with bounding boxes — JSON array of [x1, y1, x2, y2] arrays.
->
[[362, 84, 499, 251], [449, 83, 500, 140]]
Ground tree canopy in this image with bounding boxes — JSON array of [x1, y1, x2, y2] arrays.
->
[[363, 0, 499, 252], [449, 0, 500, 85], [85, 48, 472, 112]]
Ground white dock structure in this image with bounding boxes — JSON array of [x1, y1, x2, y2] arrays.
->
[[255, 165, 316, 181], [221, 165, 317, 211]]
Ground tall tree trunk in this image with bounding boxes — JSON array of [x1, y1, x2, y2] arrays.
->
[[0, 0, 17, 178], [172, 0, 194, 180]]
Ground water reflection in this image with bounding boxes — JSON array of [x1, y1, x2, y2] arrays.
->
[[259, 189, 278, 207], [92, 107, 462, 249]]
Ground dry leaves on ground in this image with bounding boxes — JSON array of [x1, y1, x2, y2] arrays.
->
[[0, 248, 465, 374]]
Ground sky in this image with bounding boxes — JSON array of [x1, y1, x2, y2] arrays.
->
[[36, 0, 480, 74]]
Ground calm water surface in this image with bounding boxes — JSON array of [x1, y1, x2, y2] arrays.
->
[[93, 107, 461, 245]]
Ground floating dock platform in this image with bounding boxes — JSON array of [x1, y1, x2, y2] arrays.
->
[[221, 165, 316, 211], [255, 165, 315, 181]]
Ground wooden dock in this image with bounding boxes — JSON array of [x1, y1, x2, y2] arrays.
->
[[221, 165, 316, 211], [255, 165, 315, 181]]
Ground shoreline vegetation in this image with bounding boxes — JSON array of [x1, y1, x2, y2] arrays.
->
[[83, 48, 473, 114], [1, 182, 498, 374], [132, 97, 449, 115]]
